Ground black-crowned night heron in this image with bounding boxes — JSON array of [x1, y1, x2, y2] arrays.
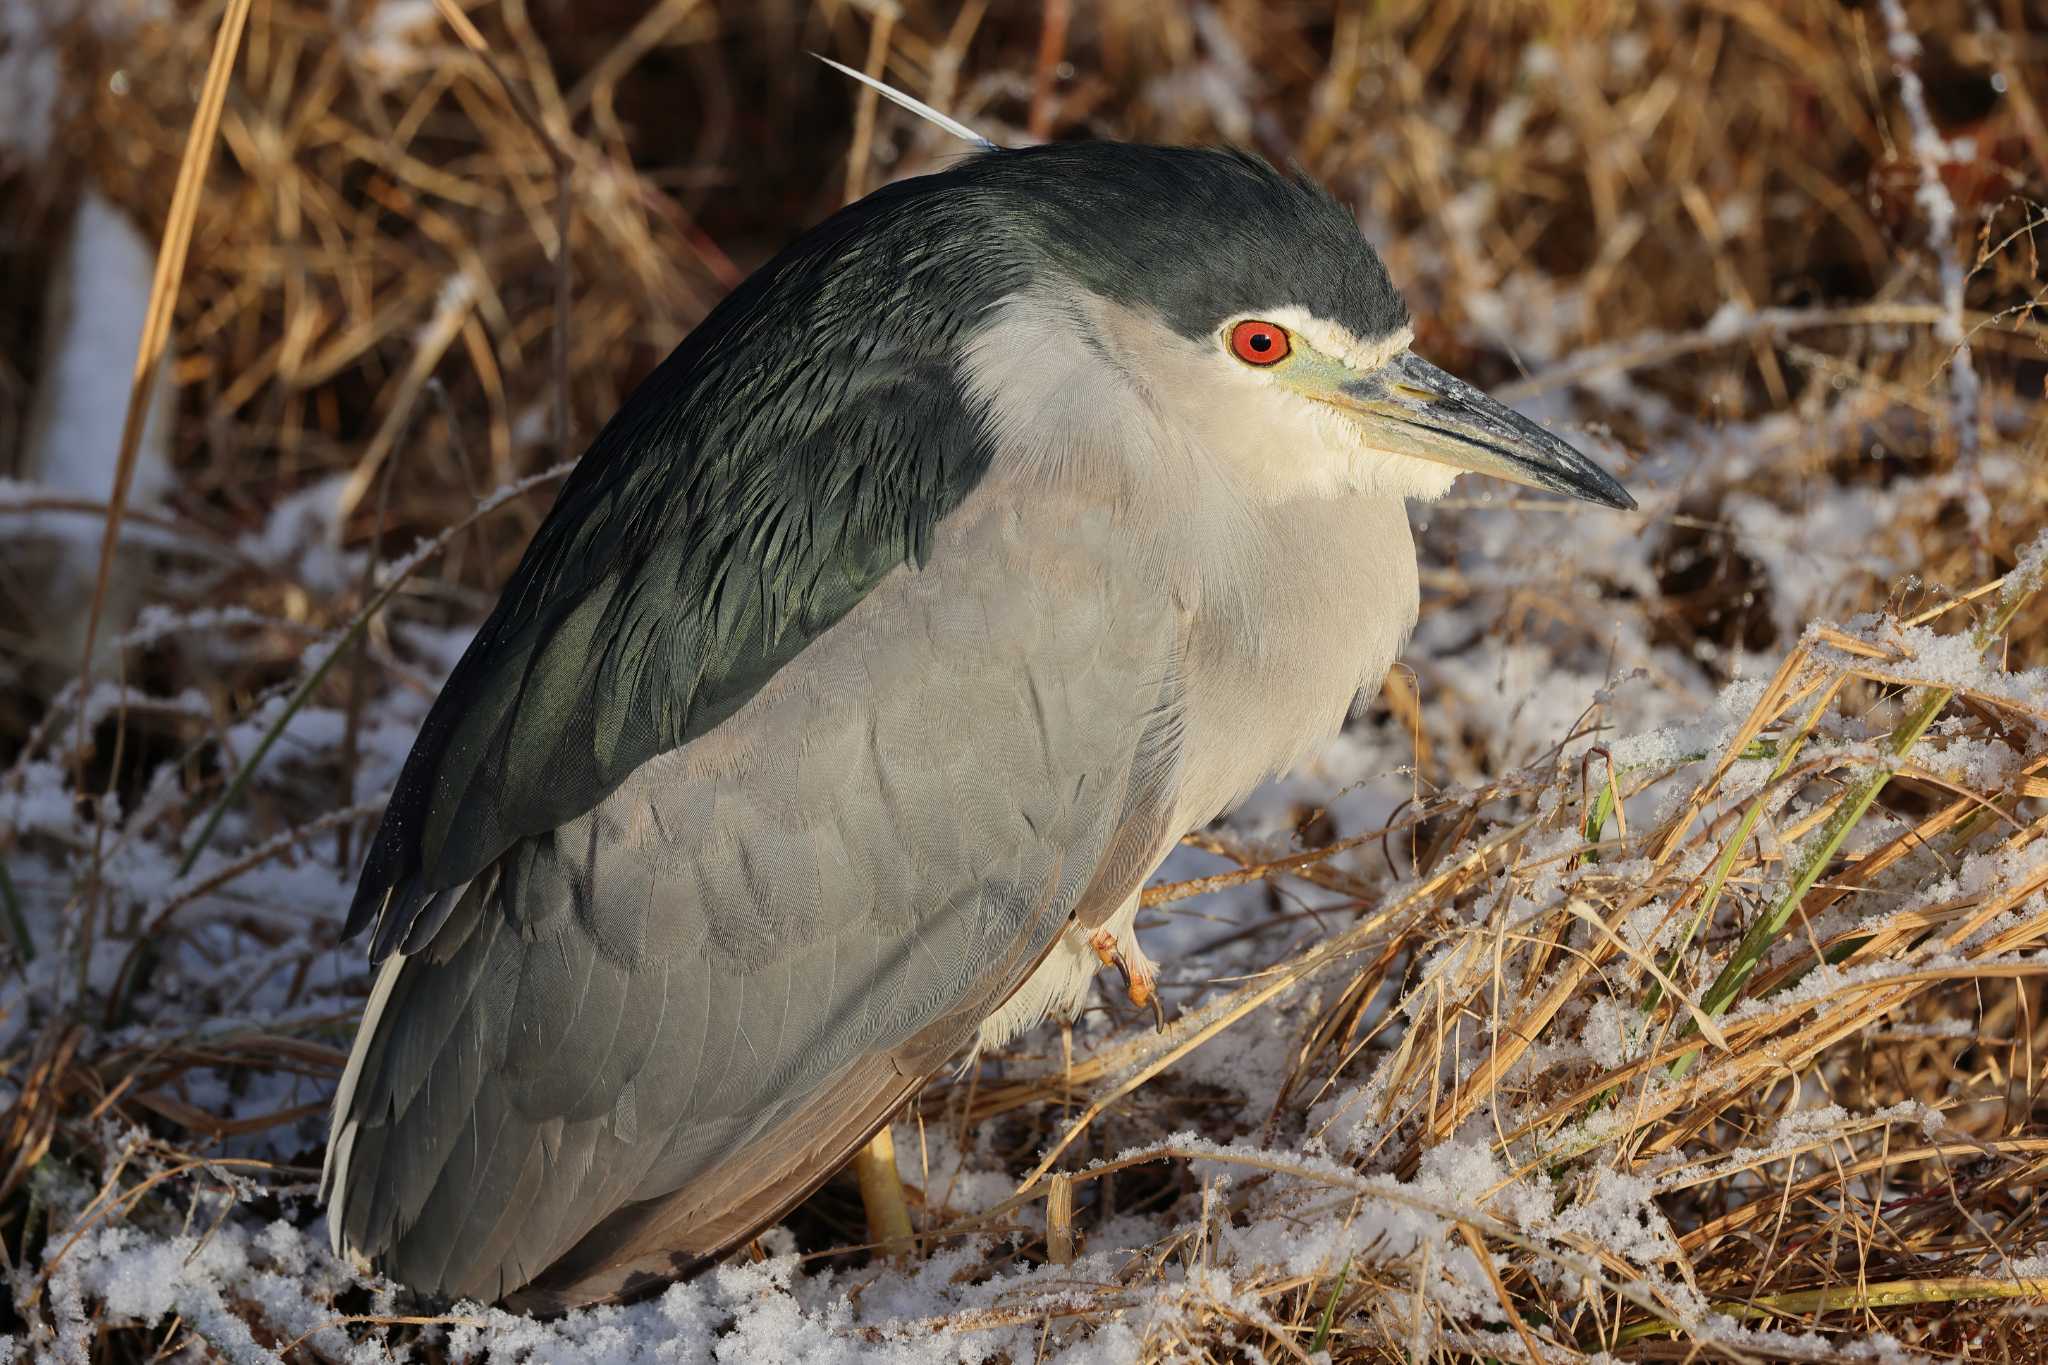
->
[[323, 113, 1632, 1312]]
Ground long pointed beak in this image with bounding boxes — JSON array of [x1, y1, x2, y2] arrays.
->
[[1311, 351, 1636, 509]]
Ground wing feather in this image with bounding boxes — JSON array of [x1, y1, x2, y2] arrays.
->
[[325, 486, 1186, 1304], [346, 172, 1038, 956]]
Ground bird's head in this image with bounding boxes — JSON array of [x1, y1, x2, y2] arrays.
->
[[936, 143, 1635, 511]]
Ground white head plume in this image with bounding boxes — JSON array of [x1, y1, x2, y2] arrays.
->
[[812, 54, 998, 151]]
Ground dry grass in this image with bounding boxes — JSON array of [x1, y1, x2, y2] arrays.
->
[[2, 0, 2047, 1360]]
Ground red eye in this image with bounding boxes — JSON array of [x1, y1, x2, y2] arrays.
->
[[1229, 320, 1290, 365]]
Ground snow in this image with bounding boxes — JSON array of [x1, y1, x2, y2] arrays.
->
[[1878, 0, 1983, 481], [13, 417, 2024, 1363], [342, 0, 440, 80], [8, 17, 2042, 1360], [14, 188, 176, 680], [237, 475, 358, 595], [0, 0, 77, 163]]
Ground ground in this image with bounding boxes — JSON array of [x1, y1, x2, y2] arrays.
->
[[2, 1, 2047, 1360]]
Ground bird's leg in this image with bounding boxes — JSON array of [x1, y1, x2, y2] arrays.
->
[[1087, 925, 1162, 1028], [853, 1126, 913, 1258]]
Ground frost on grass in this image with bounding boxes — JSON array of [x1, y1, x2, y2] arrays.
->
[[24, 473, 2045, 1361], [7, 1, 2048, 1360]]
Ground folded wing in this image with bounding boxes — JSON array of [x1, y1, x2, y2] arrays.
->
[[324, 485, 1186, 1304]]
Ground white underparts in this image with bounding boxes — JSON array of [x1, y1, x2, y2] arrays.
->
[[956, 290, 1427, 1051], [978, 893, 1154, 1049]]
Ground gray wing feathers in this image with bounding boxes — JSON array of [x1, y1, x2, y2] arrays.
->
[[325, 488, 1182, 1302]]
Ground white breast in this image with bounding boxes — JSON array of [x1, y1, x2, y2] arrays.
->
[[959, 287, 1428, 1046], [1170, 490, 1419, 829], [958, 288, 1424, 825]]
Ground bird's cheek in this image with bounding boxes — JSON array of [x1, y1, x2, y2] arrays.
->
[[1294, 406, 1405, 499], [1229, 426, 1356, 503]]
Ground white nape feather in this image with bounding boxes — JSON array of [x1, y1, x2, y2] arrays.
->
[[812, 54, 998, 151]]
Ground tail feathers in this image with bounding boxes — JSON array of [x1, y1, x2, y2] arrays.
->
[[323, 953, 408, 1255], [504, 1052, 919, 1314]]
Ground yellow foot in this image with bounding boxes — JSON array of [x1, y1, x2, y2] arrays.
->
[[853, 1126, 913, 1257], [1088, 927, 1164, 1028]]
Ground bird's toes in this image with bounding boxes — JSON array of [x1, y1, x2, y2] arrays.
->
[[1119, 936, 1158, 1011], [1088, 924, 1162, 1024]]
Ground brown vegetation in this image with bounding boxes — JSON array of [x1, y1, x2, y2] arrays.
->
[[2, 0, 2046, 1359]]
